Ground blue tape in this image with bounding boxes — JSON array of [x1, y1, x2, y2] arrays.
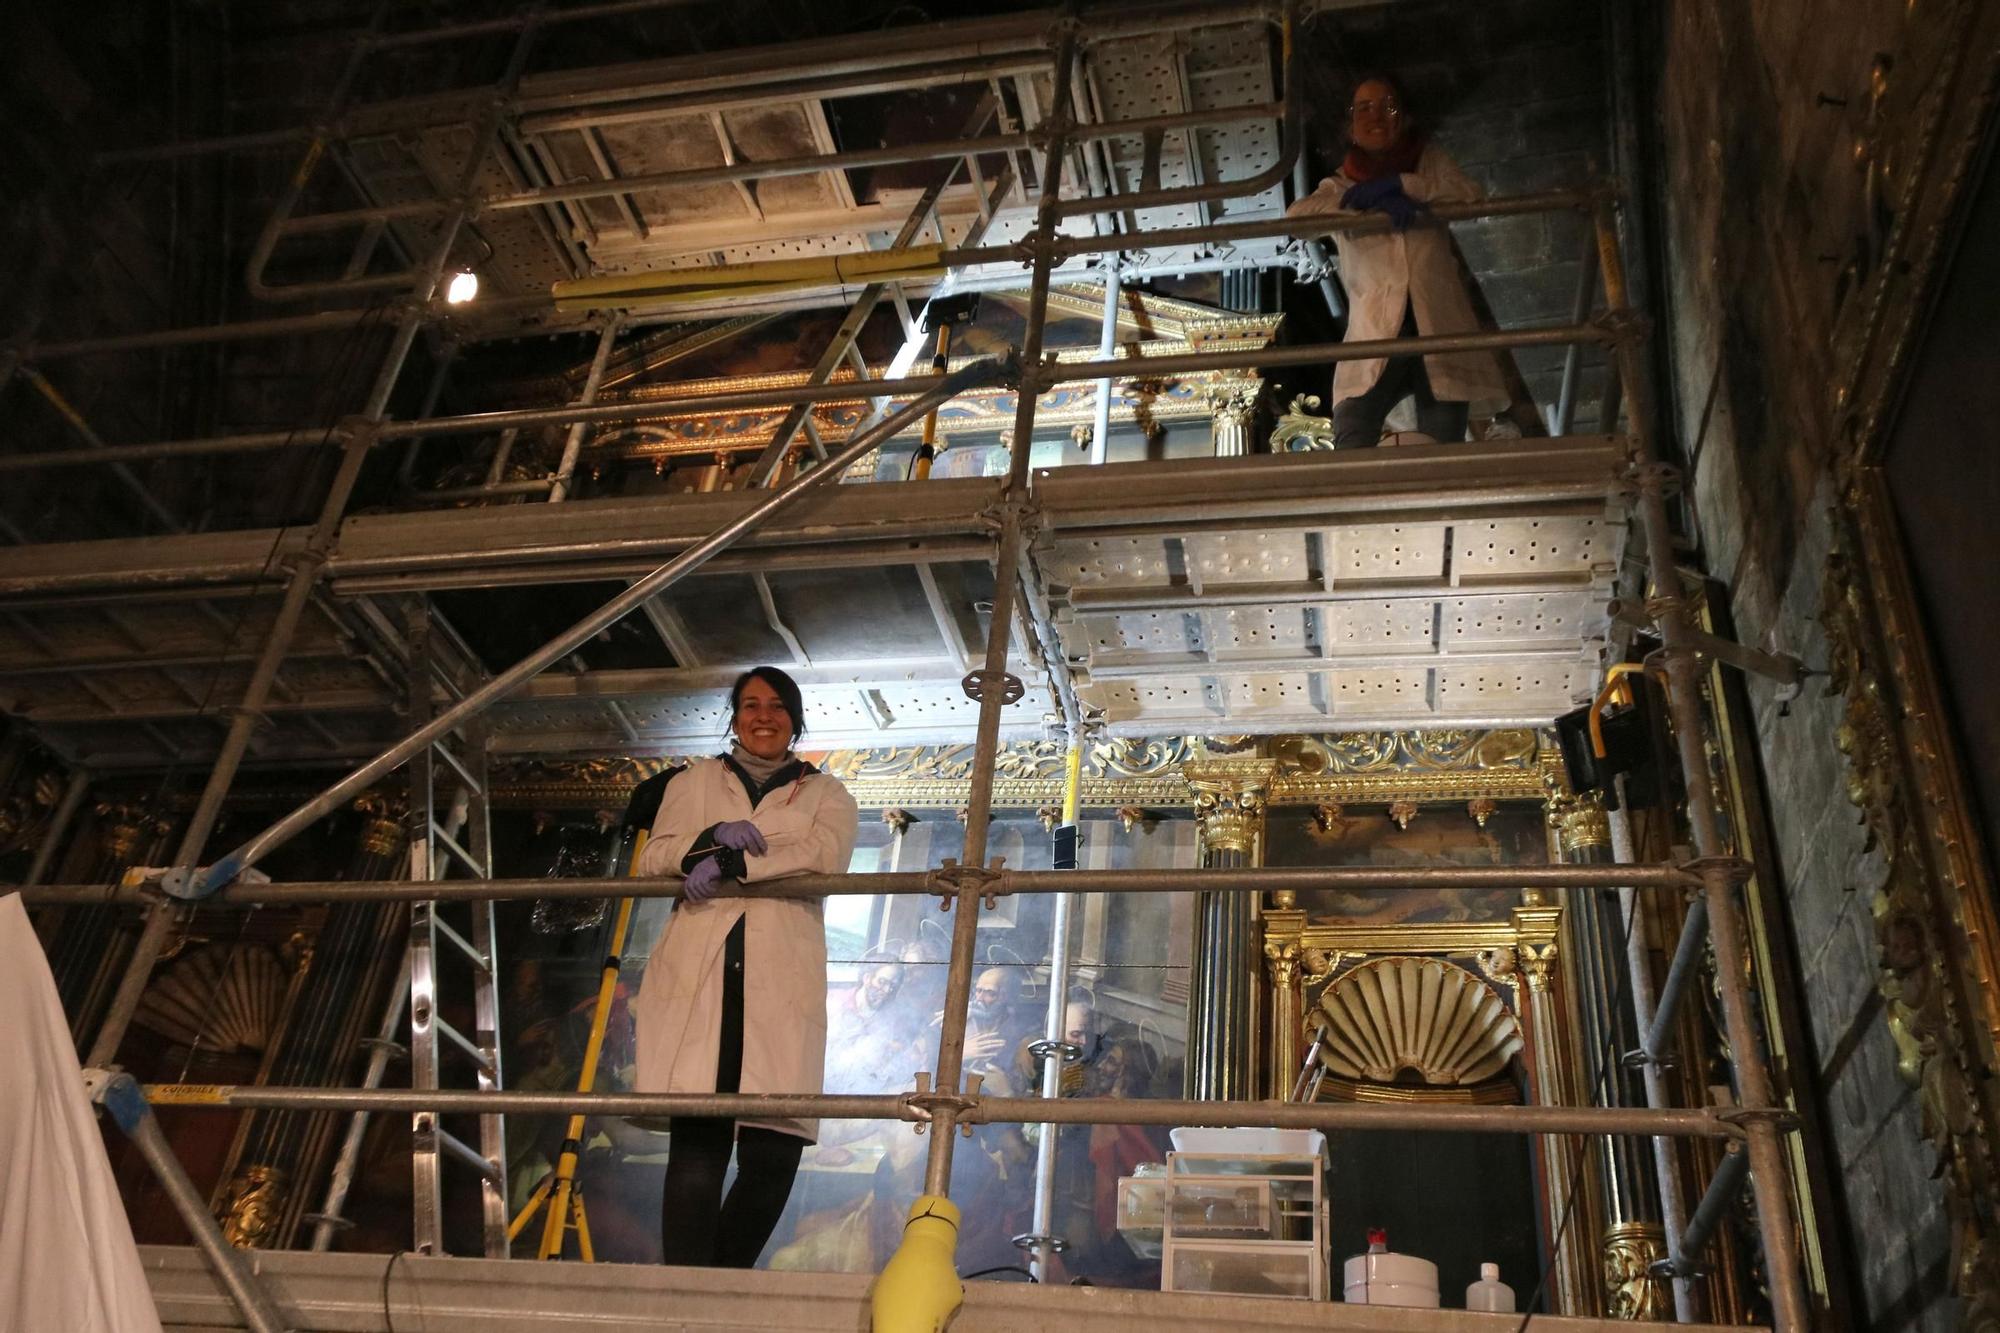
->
[[102, 1073, 150, 1136]]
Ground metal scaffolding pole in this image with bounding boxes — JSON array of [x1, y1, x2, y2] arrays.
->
[[155, 362, 1005, 900], [1613, 791, 1701, 1322], [921, 18, 1080, 1200], [134, 1082, 1744, 1141], [93, 1073, 289, 1333], [547, 318, 621, 502], [0, 315, 1608, 475], [21, 768, 90, 887], [1592, 193, 1809, 1330], [9, 187, 1584, 389], [83, 22, 541, 1072], [1021, 743, 1083, 1279], [19, 863, 1705, 909]]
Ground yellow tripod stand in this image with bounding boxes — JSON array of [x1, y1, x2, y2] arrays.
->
[[506, 830, 646, 1260]]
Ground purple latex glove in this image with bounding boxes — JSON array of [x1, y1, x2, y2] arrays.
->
[[713, 819, 767, 855], [1378, 190, 1425, 231], [682, 853, 725, 903], [1340, 176, 1404, 211]]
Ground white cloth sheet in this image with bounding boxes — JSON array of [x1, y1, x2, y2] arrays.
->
[[0, 893, 162, 1333]]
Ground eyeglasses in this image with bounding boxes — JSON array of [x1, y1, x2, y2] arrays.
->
[[1349, 99, 1403, 119]]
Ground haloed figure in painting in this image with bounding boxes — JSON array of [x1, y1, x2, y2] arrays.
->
[[1287, 71, 1507, 447], [632, 666, 860, 1267]]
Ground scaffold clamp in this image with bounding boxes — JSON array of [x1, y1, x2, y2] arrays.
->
[[961, 669, 1025, 705], [1715, 1106, 1801, 1134]]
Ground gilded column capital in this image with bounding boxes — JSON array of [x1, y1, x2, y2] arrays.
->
[[352, 788, 409, 859], [1183, 757, 1277, 855], [1602, 1221, 1671, 1320], [1547, 789, 1612, 858], [94, 800, 171, 865]]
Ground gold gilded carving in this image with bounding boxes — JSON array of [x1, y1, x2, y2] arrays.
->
[[1603, 1222, 1671, 1320], [491, 732, 1561, 814], [1269, 393, 1337, 452], [1548, 790, 1612, 856], [1115, 806, 1150, 834], [1387, 798, 1419, 831], [1185, 758, 1276, 855], [352, 789, 408, 859], [1517, 941, 1560, 993], [0, 764, 64, 857], [218, 1165, 289, 1249], [1825, 513, 2000, 1321], [881, 808, 915, 835], [96, 800, 170, 865]]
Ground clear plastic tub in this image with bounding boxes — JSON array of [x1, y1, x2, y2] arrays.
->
[[1168, 1241, 1317, 1299]]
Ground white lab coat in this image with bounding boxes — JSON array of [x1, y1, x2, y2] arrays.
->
[[1288, 142, 1509, 409], [632, 756, 859, 1141]]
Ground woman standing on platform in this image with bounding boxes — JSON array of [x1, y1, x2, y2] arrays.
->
[[1288, 71, 1508, 447], [633, 665, 860, 1268]]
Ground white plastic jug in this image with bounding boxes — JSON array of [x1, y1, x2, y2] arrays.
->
[[1342, 1230, 1440, 1307], [1466, 1262, 1518, 1312]]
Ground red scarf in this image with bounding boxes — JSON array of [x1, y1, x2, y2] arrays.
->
[[1342, 132, 1427, 183]]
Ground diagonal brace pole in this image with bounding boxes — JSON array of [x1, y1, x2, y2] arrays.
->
[[171, 358, 1011, 899]]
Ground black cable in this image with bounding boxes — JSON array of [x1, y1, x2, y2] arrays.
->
[[961, 1264, 1037, 1282], [381, 1249, 406, 1333]]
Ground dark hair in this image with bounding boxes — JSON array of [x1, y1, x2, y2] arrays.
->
[[729, 665, 806, 744], [1347, 70, 1413, 122]]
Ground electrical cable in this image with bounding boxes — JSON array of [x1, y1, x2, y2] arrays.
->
[[380, 1248, 407, 1333], [961, 1264, 1037, 1282]]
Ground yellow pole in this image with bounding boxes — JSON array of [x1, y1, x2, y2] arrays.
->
[[1061, 744, 1082, 825], [516, 829, 646, 1259], [911, 325, 952, 481]]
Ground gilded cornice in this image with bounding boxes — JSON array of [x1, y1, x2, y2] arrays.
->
[[482, 729, 1565, 813]]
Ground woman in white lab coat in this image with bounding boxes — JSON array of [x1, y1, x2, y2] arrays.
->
[[632, 665, 859, 1267], [1288, 72, 1507, 446]]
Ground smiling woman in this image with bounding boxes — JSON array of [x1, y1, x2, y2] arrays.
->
[[629, 665, 862, 1269]]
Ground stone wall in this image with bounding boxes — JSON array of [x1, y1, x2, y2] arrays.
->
[[1651, 0, 1954, 1326]]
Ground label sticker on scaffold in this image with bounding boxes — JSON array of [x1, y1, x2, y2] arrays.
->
[[144, 1084, 229, 1105]]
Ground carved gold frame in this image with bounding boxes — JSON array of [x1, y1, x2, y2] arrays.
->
[[1812, 2, 2000, 1322]]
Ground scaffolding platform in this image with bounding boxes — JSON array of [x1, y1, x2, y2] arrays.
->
[[0, 436, 1626, 766], [140, 1245, 1760, 1333]]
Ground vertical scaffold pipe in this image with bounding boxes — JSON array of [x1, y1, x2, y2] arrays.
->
[[1023, 743, 1085, 1279], [1592, 193, 1809, 1332], [921, 21, 1080, 1199], [874, 27, 1082, 1333]]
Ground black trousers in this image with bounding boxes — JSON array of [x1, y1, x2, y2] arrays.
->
[[1331, 302, 1472, 447], [660, 916, 805, 1268]]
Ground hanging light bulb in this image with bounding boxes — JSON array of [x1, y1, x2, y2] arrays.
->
[[445, 268, 479, 304]]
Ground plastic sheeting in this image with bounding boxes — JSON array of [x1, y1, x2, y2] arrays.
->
[[0, 893, 162, 1333]]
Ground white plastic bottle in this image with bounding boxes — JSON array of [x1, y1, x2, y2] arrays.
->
[[1465, 1262, 1517, 1312]]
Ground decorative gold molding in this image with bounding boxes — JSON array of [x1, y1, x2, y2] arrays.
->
[[217, 1165, 289, 1250], [1603, 1221, 1671, 1321], [1825, 483, 2000, 1320]]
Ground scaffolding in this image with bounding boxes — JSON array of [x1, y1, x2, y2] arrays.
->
[[5, 2, 1806, 1329]]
